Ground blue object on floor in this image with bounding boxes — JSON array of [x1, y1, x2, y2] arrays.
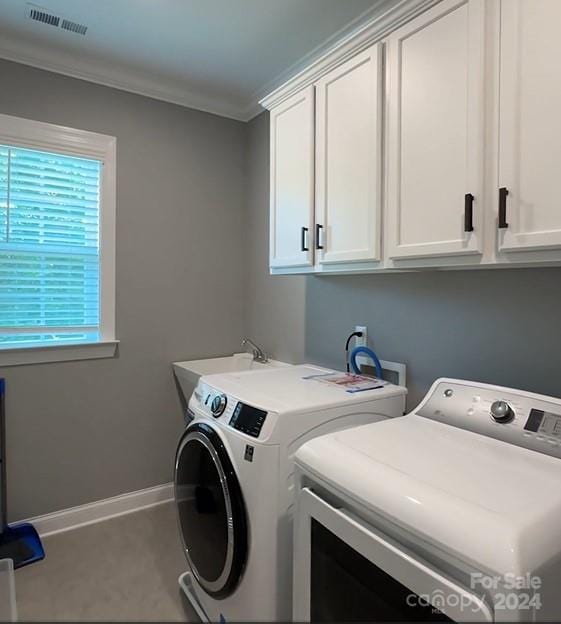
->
[[0, 379, 45, 568]]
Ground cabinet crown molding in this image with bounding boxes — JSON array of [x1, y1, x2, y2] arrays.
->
[[259, 0, 440, 111]]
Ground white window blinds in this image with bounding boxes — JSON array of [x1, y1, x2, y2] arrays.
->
[[0, 145, 102, 346]]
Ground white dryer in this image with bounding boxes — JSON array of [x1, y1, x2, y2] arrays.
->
[[174, 364, 407, 622], [293, 378, 561, 622]]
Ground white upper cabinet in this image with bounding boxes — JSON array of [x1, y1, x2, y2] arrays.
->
[[497, 0, 561, 253], [263, 0, 561, 274], [269, 87, 315, 269], [315, 44, 383, 266], [386, 0, 485, 261]]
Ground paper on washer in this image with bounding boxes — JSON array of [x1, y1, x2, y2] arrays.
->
[[302, 372, 389, 393]]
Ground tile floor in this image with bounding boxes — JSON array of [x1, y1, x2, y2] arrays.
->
[[14, 502, 198, 621]]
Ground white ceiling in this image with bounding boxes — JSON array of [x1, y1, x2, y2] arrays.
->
[[0, 0, 387, 120]]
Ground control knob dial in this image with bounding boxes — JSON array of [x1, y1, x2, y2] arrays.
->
[[211, 394, 227, 417], [490, 400, 514, 423]]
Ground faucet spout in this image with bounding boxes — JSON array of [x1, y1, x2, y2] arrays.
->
[[242, 338, 268, 363]]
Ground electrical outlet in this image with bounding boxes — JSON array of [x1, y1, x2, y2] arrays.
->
[[355, 325, 367, 348]]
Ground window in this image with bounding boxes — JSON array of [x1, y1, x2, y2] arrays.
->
[[0, 114, 116, 365]]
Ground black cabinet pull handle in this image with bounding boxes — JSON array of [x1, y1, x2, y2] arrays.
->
[[498, 187, 509, 229], [316, 224, 324, 250], [464, 193, 474, 232], [301, 226, 309, 252]]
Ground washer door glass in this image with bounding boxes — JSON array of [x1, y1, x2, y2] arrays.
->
[[175, 422, 247, 598]]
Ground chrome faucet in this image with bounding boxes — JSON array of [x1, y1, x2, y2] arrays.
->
[[242, 338, 268, 363]]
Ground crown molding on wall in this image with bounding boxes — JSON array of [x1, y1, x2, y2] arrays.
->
[[246, 0, 398, 114], [0, 1, 396, 123], [0, 0, 439, 122], [259, 0, 440, 111], [241, 101, 266, 123], [0, 33, 250, 121]]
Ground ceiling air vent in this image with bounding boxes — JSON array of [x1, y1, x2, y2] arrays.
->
[[27, 4, 88, 35], [29, 7, 60, 27], [61, 19, 87, 36]]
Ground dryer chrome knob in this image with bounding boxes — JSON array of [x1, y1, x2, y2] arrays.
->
[[211, 394, 227, 417], [490, 400, 514, 423]]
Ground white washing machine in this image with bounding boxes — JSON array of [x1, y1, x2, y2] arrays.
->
[[174, 364, 407, 622], [293, 378, 561, 622]]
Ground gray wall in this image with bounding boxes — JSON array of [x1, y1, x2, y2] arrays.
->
[[245, 111, 561, 409], [244, 112, 307, 364], [0, 59, 246, 520], [3, 65, 561, 521]]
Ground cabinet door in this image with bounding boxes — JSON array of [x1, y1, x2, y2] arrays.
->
[[498, 0, 561, 252], [386, 0, 484, 260], [315, 44, 383, 265], [269, 88, 315, 269]]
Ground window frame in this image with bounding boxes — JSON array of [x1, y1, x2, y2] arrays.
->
[[0, 113, 117, 366]]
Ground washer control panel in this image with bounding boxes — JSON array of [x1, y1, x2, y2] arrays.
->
[[417, 379, 561, 459], [191, 384, 237, 426], [190, 381, 269, 439], [229, 402, 267, 438], [210, 394, 227, 417]]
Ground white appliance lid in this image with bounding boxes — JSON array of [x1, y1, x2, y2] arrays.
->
[[296, 414, 561, 575], [201, 365, 407, 413]]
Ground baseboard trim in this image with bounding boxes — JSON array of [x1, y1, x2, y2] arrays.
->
[[23, 482, 174, 538]]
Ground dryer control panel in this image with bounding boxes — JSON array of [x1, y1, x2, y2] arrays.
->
[[417, 378, 561, 459], [524, 409, 561, 438]]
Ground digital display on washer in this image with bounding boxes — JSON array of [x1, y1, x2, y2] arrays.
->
[[524, 408, 561, 438], [230, 402, 267, 438]]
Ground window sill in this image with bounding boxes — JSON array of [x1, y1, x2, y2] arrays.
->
[[0, 340, 119, 367]]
